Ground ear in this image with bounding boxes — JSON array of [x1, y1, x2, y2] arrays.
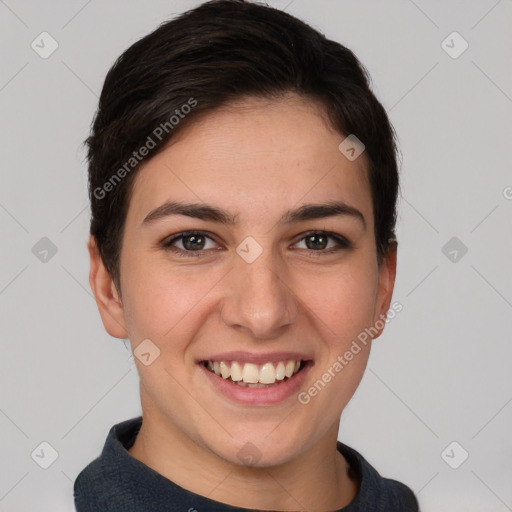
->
[[372, 243, 397, 340], [87, 235, 128, 339]]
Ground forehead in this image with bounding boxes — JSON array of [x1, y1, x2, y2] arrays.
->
[[126, 94, 372, 228]]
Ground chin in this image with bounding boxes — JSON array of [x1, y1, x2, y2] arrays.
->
[[206, 425, 313, 469]]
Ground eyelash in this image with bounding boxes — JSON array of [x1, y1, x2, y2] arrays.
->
[[161, 230, 352, 258]]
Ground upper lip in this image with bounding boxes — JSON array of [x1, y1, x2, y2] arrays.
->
[[199, 351, 313, 364]]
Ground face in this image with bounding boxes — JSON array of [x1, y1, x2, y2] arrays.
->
[[91, 94, 396, 468]]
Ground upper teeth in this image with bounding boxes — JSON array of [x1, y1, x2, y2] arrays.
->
[[206, 360, 302, 384]]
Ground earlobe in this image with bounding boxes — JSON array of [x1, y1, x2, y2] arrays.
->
[[372, 244, 397, 339], [87, 235, 128, 339]]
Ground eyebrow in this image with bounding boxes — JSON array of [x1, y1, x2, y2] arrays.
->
[[142, 200, 366, 230]]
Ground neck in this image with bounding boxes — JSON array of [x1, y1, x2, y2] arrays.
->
[[128, 405, 358, 511]]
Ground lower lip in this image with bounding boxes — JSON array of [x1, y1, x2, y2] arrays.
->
[[198, 362, 312, 405]]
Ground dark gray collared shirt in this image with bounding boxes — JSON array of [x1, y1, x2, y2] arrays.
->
[[74, 417, 419, 511]]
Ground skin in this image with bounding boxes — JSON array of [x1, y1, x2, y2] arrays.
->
[[88, 93, 396, 511]]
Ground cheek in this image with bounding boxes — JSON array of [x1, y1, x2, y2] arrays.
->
[[295, 266, 377, 419], [297, 260, 379, 343], [120, 252, 221, 346]]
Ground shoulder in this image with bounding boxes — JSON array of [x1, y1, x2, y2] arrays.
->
[[73, 456, 105, 511], [338, 442, 419, 512], [74, 417, 144, 512]]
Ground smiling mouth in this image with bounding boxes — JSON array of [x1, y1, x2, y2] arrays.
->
[[202, 359, 306, 388]]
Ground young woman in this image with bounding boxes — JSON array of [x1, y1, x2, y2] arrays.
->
[[75, 1, 418, 510]]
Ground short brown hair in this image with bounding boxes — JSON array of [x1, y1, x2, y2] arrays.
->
[[87, 0, 399, 289]]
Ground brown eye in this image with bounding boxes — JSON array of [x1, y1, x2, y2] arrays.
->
[[181, 234, 206, 250], [162, 231, 219, 256], [294, 231, 350, 252], [304, 233, 328, 250]]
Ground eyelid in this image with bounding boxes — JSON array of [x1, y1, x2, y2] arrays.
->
[[161, 229, 352, 256], [163, 230, 217, 244], [162, 230, 221, 252], [291, 230, 352, 251]]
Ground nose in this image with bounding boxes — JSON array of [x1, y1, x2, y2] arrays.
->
[[220, 245, 300, 340]]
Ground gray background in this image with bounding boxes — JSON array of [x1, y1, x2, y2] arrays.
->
[[0, 1, 511, 510]]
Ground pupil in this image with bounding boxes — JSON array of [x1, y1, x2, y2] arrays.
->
[[306, 234, 327, 250], [184, 234, 204, 250]]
